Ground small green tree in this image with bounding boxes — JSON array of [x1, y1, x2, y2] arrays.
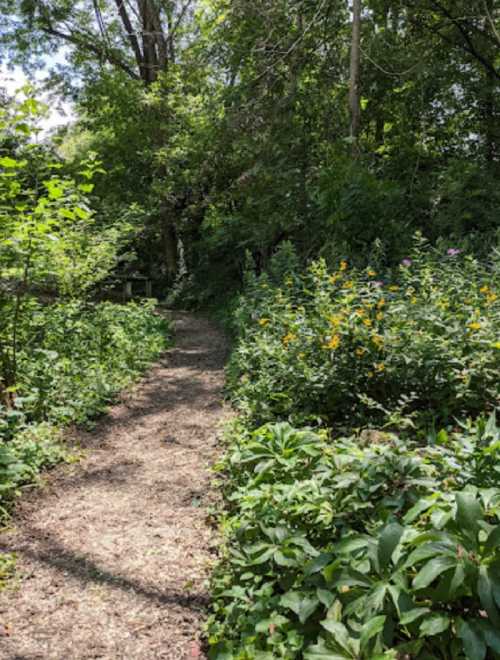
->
[[0, 94, 130, 406]]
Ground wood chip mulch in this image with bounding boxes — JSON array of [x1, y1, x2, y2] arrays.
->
[[0, 312, 230, 659]]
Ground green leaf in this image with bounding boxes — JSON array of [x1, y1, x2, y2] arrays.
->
[[74, 206, 90, 220], [0, 156, 18, 168], [360, 616, 386, 650], [481, 623, 500, 654], [399, 607, 431, 626], [317, 588, 335, 608], [280, 590, 319, 624], [78, 183, 94, 193], [378, 523, 404, 569], [484, 525, 500, 554], [457, 619, 487, 660], [304, 638, 352, 660], [412, 556, 456, 590], [456, 492, 483, 537], [419, 613, 450, 636], [58, 208, 75, 220], [478, 566, 500, 627], [320, 620, 352, 652], [306, 553, 334, 576]]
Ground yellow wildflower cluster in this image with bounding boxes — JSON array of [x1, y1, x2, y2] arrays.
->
[[329, 315, 343, 328], [371, 334, 384, 348], [325, 334, 341, 350], [367, 269, 377, 277], [480, 286, 498, 305], [340, 260, 348, 271], [468, 322, 481, 332], [363, 318, 372, 327], [282, 332, 297, 346], [355, 347, 366, 358], [374, 362, 385, 373], [259, 318, 270, 327]]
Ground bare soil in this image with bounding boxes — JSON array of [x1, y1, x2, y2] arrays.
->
[[0, 312, 229, 659]]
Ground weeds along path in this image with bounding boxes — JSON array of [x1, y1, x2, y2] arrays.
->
[[0, 312, 229, 659]]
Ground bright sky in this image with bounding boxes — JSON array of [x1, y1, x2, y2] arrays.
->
[[0, 57, 75, 135]]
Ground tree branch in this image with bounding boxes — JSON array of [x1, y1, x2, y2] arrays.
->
[[427, 0, 500, 81], [114, 0, 145, 77]]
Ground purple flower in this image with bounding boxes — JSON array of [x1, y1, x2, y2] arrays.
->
[[371, 280, 384, 288], [401, 258, 412, 267], [447, 248, 461, 257]]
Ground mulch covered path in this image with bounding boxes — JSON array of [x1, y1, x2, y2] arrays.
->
[[0, 312, 229, 659]]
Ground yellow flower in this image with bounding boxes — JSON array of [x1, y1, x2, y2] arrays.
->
[[375, 362, 385, 372], [480, 285, 490, 294], [325, 334, 341, 350], [377, 298, 386, 308], [355, 347, 366, 357], [376, 312, 384, 321], [340, 260, 348, 271], [343, 280, 354, 289], [468, 322, 481, 331], [355, 308, 366, 318], [486, 292, 498, 304], [389, 285, 399, 292], [371, 334, 384, 348], [259, 318, 270, 327], [493, 342, 500, 350], [363, 318, 372, 327], [285, 278, 293, 286], [282, 332, 297, 345], [329, 315, 343, 327], [367, 269, 377, 277], [411, 297, 418, 305], [298, 352, 306, 359], [329, 274, 340, 285], [368, 371, 374, 378], [340, 586, 350, 594]]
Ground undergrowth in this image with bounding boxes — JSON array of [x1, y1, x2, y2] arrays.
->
[[0, 300, 169, 540], [208, 242, 500, 659]]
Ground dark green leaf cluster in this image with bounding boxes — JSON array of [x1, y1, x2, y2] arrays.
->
[[208, 418, 500, 659]]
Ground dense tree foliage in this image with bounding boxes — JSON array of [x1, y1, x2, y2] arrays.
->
[[2, 0, 498, 294]]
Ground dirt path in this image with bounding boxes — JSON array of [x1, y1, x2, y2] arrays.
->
[[0, 312, 229, 659]]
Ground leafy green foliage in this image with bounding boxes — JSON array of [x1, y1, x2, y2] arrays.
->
[[0, 94, 169, 529], [208, 418, 500, 659], [209, 240, 500, 658], [0, 299, 168, 517], [228, 242, 499, 429]]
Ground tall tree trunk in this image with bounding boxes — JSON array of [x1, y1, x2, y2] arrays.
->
[[484, 0, 498, 163], [349, 0, 362, 156], [162, 216, 179, 282]]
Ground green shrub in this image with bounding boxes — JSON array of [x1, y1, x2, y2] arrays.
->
[[208, 417, 500, 659], [210, 240, 500, 658], [228, 242, 499, 430], [0, 300, 169, 519]]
